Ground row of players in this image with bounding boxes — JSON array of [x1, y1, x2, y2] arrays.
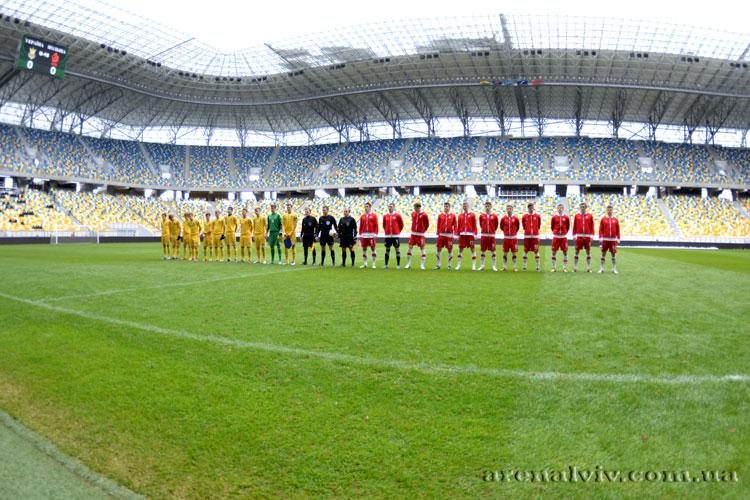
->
[[159, 200, 621, 273]]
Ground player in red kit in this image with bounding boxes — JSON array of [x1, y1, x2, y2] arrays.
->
[[572, 202, 595, 272], [550, 203, 570, 272], [599, 204, 620, 274], [358, 202, 379, 269], [405, 202, 429, 270], [435, 202, 457, 270], [499, 204, 520, 271], [522, 202, 542, 272], [455, 200, 477, 271], [477, 201, 499, 271], [382, 202, 404, 269]]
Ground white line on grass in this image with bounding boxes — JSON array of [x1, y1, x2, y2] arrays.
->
[[0, 290, 748, 385], [41, 265, 312, 302], [0, 409, 142, 499]]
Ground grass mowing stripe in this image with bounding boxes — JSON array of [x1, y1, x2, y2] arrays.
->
[[40, 265, 312, 302], [0, 290, 747, 386], [0, 409, 141, 500]]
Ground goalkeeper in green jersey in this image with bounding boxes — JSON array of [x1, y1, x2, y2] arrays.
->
[[266, 203, 283, 264]]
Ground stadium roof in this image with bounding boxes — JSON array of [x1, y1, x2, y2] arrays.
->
[[0, 0, 749, 143]]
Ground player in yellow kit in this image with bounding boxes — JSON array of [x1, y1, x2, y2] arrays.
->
[[202, 212, 213, 261], [281, 203, 298, 266], [252, 206, 267, 264], [187, 213, 202, 261], [181, 212, 193, 260], [212, 210, 225, 261], [238, 208, 254, 263], [168, 214, 181, 259], [224, 206, 239, 262], [159, 213, 170, 259]]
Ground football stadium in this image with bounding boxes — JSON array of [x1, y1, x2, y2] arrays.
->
[[0, 0, 749, 497]]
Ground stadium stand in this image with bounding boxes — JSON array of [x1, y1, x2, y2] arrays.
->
[[568, 193, 672, 237], [80, 136, 161, 187], [188, 146, 234, 188], [2, 124, 748, 191], [54, 191, 152, 232], [666, 196, 750, 238], [0, 189, 77, 232], [22, 127, 97, 180], [327, 140, 405, 185], [143, 142, 186, 184], [0, 125, 36, 176], [402, 137, 479, 183], [483, 138, 556, 181], [267, 144, 339, 188]]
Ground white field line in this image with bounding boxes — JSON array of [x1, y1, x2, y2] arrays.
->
[[0, 409, 142, 499], [0, 291, 748, 385], [41, 265, 312, 302]]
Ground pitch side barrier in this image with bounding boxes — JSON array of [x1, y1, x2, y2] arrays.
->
[[1, 235, 749, 249]]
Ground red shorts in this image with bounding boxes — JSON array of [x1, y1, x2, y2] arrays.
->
[[551, 237, 569, 253], [436, 236, 454, 250], [408, 235, 426, 248], [575, 237, 592, 252], [458, 235, 475, 250], [360, 238, 376, 249], [480, 236, 496, 252], [502, 238, 518, 253], [523, 237, 540, 253], [601, 240, 618, 254]]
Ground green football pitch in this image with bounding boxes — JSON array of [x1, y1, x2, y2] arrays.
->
[[0, 243, 748, 498]]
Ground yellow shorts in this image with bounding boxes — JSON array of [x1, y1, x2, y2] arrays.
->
[[240, 235, 252, 246], [192, 237, 200, 247], [225, 235, 237, 246], [203, 235, 212, 246], [253, 235, 266, 245], [161, 235, 170, 245], [284, 234, 297, 245]]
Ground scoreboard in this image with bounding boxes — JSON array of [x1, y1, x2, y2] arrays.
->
[[17, 35, 68, 77]]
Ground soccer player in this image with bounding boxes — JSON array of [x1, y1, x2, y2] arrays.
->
[[435, 202, 457, 270], [478, 201, 499, 271], [599, 204, 621, 274], [252, 206, 267, 264], [338, 207, 357, 267], [300, 207, 318, 265], [358, 202, 378, 269], [522, 202, 542, 272], [224, 206, 239, 262], [499, 204, 520, 272], [212, 210, 225, 261], [168, 214, 181, 259], [159, 213, 170, 259], [181, 212, 193, 260], [267, 203, 282, 264], [456, 201, 477, 271], [317, 206, 338, 266], [382, 202, 404, 269], [202, 212, 213, 262], [187, 212, 201, 261], [550, 203, 570, 272], [239, 208, 254, 263], [282, 203, 298, 266], [405, 202, 429, 270], [572, 202, 595, 272]]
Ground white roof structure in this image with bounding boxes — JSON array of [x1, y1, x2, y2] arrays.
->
[[0, 0, 748, 143]]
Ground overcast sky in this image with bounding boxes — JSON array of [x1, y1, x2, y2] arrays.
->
[[117, 0, 747, 53]]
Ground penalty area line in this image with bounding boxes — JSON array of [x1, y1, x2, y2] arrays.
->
[[0, 409, 142, 499], [0, 290, 748, 385]]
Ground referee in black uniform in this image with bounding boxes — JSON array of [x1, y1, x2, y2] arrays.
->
[[337, 207, 357, 267], [317, 205, 338, 266], [300, 207, 318, 265]]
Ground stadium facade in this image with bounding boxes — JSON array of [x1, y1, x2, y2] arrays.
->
[[0, 1, 748, 244]]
